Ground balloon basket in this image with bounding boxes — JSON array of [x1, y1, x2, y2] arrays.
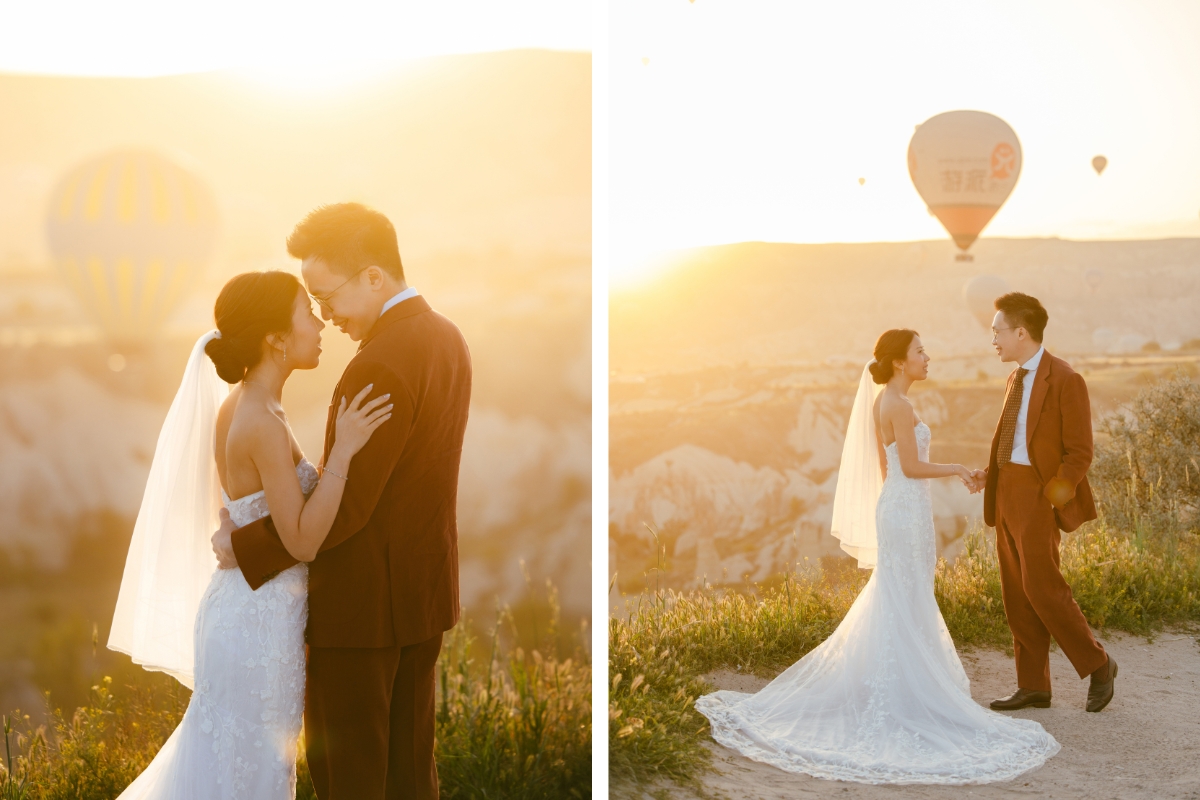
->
[[955, 253, 975, 263]]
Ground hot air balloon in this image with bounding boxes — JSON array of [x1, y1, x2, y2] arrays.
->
[[1092, 156, 1107, 175], [908, 111, 1021, 262], [963, 274, 1010, 329], [858, 177, 866, 186], [1084, 268, 1104, 292], [46, 149, 218, 342]]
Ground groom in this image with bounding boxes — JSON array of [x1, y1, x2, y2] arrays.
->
[[212, 203, 472, 799], [972, 292, 1116, 713]]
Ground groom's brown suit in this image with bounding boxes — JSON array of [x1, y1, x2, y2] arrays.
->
[[983, 349, 1107, 692], [230, 295, 471, 799]]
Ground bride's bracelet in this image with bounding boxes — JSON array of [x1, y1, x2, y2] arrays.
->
[[323, 466, 348, 481]]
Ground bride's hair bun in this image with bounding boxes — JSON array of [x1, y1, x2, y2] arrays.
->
[[870, 328, 920, 384], [205, 271, 303, 384]]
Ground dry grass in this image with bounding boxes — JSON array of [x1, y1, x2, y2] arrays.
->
[[1, 584, 591, 800]]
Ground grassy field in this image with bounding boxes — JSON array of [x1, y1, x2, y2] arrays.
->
[[609, 372, 1200, 791], [609, 522, 1200, 790], [0, 580, 590, 799]]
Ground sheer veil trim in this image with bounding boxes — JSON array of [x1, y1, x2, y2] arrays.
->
[[829, 363, 885, 569], [108, 331, 229, 689]]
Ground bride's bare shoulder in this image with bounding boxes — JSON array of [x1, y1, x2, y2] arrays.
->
[[224, 389, 290, 454], [877, 388, 914, 420]]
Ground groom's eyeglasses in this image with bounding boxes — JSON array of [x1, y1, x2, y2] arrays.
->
[[991, 326, 1019, 341], [309, 267, 368, 313]]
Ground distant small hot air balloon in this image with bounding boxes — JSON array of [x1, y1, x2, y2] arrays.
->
[[858, 177, 866, 186], [46, 149, 218, 342], [1084, 268, 1104, 292], [1092, 156, 1107, 175], [963, 274, 1011, 329], [908, 111, 1022, 262]]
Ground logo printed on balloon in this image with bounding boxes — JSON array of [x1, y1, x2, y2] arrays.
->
[[990, 143, 1017, 180]]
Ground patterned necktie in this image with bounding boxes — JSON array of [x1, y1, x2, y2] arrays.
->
[[996, 367, 1029, 467]]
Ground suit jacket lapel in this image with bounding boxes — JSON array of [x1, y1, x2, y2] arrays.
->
[[1025, 351, 1052, 450]]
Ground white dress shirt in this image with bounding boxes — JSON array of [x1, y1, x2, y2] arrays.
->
[[1008, 345, 1045, 466], [380, 286, 419, 315]]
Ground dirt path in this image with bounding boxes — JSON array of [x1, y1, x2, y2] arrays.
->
[[615, 630, 1200, 799]]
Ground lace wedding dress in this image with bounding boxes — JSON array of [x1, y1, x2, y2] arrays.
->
[[695, 423, 1060, 785], [117, 459, 316, 800]]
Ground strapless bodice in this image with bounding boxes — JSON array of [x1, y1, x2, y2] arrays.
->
[[222, 458, 319, 528], [884, 421, 931, 477]]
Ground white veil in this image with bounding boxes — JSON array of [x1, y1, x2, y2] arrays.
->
[[829, 363, 885, 569], [108, 331, 229, 689]]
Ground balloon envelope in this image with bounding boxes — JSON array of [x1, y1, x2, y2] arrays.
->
[[963, 274, 1010, 329], [1092, 155, 1107, 175], [46, 149, 218, 341], [908, 111, 1021, 252]]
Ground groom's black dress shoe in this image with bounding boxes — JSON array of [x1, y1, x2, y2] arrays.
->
[[1086, 654, 1118, 713], [990, 689, 1051, 710]]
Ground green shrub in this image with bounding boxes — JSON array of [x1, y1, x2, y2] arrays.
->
[[1091, 371, 1200, 539]]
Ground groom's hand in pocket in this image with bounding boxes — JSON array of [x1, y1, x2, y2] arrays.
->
[[1043, 476, 1075, 509], [212, 508, 239, 570]]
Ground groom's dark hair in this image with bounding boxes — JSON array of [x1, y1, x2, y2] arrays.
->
[[287, 203, 405, 281], [994, 292, 1048, 343]]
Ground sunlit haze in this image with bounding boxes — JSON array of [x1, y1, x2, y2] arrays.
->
[[610, 0, 1200, 285], [0, 0, 589, 78], [0, 48, 591, 636]]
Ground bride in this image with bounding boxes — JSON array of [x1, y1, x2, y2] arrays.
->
[[107, 271, 392, 799], [695, 329, 1060, 785]]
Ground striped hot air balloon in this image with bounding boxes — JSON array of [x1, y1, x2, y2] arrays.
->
[[45, 149, 218, 341]]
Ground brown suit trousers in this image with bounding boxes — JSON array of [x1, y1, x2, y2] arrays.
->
[[995, 463, 1106, 690], [305, 632, 443, 800], [984, 351, 1106, 691]]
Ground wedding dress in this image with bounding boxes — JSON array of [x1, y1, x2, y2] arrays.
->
[[116, 459, 315, 800], [695, 421, 1060, 784]]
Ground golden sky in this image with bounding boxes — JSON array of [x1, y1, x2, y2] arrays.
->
[[610, 0, 1200, 285], [0, 1, 589, 79]]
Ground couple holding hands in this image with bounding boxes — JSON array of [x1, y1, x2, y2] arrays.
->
[[696, 291, 1117, 786]]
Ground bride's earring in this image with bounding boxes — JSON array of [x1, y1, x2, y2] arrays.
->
[[282, 343, 287, 364]]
